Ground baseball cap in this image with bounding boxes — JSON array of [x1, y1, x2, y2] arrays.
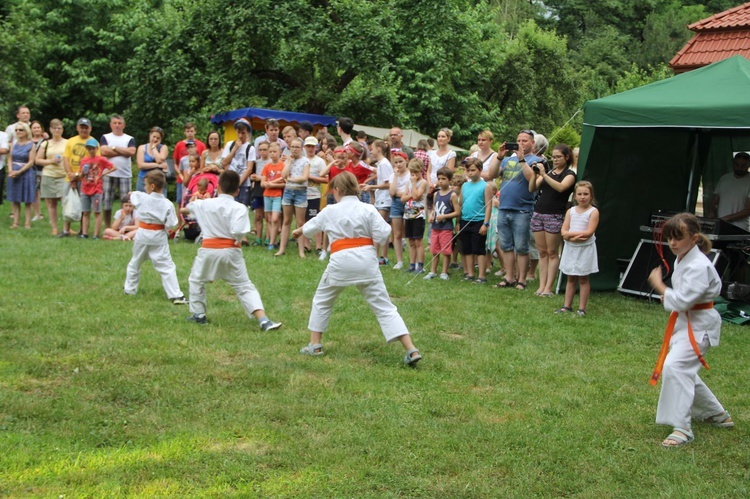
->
[[85, 138, 98, 148], [77, 118, 92, 127], [304, 137, 319, 147], [233, 118, 251, 130]]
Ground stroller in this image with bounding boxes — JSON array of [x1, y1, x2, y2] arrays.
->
[[175, 172, 219, 242]]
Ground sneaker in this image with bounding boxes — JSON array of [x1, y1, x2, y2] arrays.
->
[[32, 215, 44, 222], [554, 307, 573, 314], [378, 257, 389, 266], [260, 319, 282, 332], [423, 272, 437, 280], [439, 273, 450, 280], [577, 309, 587, 317], [78, 234, 88, 239], [172, 296, 189, 305], [415, 267, 424, 274], [267, 244, 275, 250], [393, 261, 404, 270], [449, 263, 460, 270], [92, 236, 100, 240], [57, 231, 70, 238], [318, 250, 328, 261], [186, 314, 207, 325], [406, 266, 415, 273]]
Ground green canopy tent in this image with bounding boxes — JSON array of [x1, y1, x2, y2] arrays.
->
[[579, 55, 750, 290]]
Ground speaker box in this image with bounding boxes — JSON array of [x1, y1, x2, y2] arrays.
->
[[618, 239, 727, 300]]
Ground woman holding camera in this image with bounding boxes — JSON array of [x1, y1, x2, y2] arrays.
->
[[528, 143, 577, 296]]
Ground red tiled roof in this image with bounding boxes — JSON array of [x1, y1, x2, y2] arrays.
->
[[689, 2, 750, 31], [671, 3, 750, 71]]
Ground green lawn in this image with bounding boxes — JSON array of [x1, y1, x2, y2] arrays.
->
[[1, 204, 748, 497]]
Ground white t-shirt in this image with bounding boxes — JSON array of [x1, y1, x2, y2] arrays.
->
[[428, 149, 456, 184], [0, 131, 8, 171], [100, 132, 136, 178], [375, 158, 394, 209], [715, 172, 750, 230], [114, 208, 138, 228], [306, 155, 326, 199], [389, 171, 411, 197], [285, 157, 309, 189], [471, 149, 497, 170], [222, 141, 256, 187], [253, 135, 287, 151]]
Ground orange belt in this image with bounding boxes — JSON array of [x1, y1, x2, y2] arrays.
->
[[139, 222, 165, 230], [650, 301, 713, 386], [330, 237, 374, 254], [202, 237, 239, 249]]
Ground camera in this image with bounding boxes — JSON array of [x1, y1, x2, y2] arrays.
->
[[531, 159, 549, 174], [505, 142, 519, 151]]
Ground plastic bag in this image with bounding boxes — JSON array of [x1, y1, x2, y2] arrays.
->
[[63, 188, 82, 222]]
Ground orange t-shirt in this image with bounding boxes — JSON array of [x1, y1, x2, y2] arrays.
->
[[261, 161, 285, 197]]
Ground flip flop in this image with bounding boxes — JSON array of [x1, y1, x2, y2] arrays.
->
[[494, 278, 516, 289]]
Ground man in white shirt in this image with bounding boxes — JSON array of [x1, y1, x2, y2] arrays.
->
[[100, 114, 137, 227], [4, 105, 31, 143], [710, 152, 750, 231]]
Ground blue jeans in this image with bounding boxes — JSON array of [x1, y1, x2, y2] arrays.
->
[[497, 209, 532, 254]]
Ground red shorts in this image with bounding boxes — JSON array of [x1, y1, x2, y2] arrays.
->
[[430, 229, 453, 255]]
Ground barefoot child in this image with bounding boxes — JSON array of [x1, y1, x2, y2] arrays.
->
[[292, 171, 422, 366], [124, 170, 187, 304], [647, 212, 733, 448], [424, 167, 459, 280], [103, 194, 139, 240], [181, 170, 282, 330], [556, 181, 599, 315]]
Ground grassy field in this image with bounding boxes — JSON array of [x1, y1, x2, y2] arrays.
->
[[1, 203, 748, 497]]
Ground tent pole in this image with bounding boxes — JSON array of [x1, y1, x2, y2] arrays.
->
[[686, 133, 698, 211]]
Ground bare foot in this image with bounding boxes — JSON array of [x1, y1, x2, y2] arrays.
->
[[274, 251, 285, 257]]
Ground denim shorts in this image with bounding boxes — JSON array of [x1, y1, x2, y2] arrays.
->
[[282, 188, 308, 208], [80, 193, 103, 213], [264, 196, 282, 213], [497, 209, 532, 254], [390, 197, 405, 218]]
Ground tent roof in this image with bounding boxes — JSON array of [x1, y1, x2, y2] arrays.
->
[[210, 107, 337, 127], [583, 55, 750, 128], [355, 124, 468, 152]]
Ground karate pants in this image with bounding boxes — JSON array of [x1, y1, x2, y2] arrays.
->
[[124, 241, 183, 299], [188, 248, 264, 318], [308, 272, 409, 343], [656, 331, 725, 429]]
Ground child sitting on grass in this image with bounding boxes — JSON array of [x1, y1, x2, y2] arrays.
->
[[292, 171, 422, 366], [124, 170, 188, 305], [181, 170, 282, 330], [103, 194, 139, 240]]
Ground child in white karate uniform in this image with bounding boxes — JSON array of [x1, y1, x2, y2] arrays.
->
[[181, 170, 281, 330], [648, 212, 733, 448], [124, 170, 187, 304], [292, 171, 422, 366]]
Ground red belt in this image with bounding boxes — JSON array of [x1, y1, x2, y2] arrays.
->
[[650, 301, 713, 385], [202, 238, 239, 249], [330, 237, 374, 254], [139, 222, 165, 230]]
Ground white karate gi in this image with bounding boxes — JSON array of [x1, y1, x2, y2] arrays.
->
[[185, 194, 264, 318], [656, 244, 725, 429], [302, 195, 409, 342], [124, 191, 183, 299]]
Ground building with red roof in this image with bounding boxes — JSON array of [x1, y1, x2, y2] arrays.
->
[[670, 2, 750, 73]]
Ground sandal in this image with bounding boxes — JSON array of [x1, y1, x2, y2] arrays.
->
[[463, 273, 475, 281], [554, 307, 572, 314], [662, 428, 694, 448], [494, 278, 517, 289], [404, 348, 422, 366], [300, 343, 324, 356], [474, 278, 487, 284], [515, 282, 527, 290], [704, 410, 734, 428]]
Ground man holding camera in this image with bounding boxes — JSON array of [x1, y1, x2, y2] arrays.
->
[[486, 130, 542, 290]]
